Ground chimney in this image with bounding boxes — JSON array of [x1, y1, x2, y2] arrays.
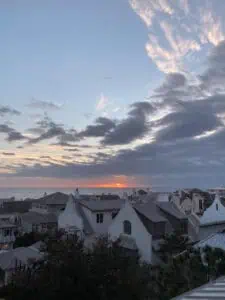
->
[[74, 188, 80, 200]]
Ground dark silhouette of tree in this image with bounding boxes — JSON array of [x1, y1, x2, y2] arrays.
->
[[13, 232, 47, 249], [158, 230, 190, 263], [1, 235, 152, 300]]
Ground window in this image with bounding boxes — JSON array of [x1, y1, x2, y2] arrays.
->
[[96, 213, 104, 223], [199, 200, 203, 210], [112, 212, 118, 219], [123, 220, 132, 235]]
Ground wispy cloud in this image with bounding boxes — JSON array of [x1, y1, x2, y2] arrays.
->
[[199, 9, 225, 46], [129, 0, 225, 74], [27, 98, 62, 110], [129, 0, 174, 27], [0, 106, 20, 117]]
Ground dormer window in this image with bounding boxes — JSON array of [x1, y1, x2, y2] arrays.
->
[[96, 213, 104, 224], [123, 220, 132, 235]]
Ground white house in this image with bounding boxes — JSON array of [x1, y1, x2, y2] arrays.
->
[[80, 198, 124, 235], [108, 200, 153, 263], [197, 194, 225, 240], [108, 199, 188, 264], [58, 192, 86, 238]]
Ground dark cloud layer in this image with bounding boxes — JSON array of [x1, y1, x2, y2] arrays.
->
[[78, 117, 116, 138], [102, 102, 153, 145], [0, 124, 27, 142]]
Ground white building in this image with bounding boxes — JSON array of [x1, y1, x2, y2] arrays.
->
[[197, 194, 225, 240], [58, 190, 124, 238], [108, 199, 188, 264]]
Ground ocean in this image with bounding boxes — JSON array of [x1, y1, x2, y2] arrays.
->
[[0, 187, 139, 200], [0, 187, 172, 200]]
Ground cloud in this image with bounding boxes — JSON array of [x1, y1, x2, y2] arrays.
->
[[96, 94, 108, 111], [200, 9, 225, 46], [129, 0, 173, 27], [27, 98, 62, 110], [79, 117, 116, 138], [200, 40, 225, 91], [0, 124, 27, 142], [102, 102, 153, 145], [129, 0, 225, 74], [0, 106, 20, 117], [2, 152, 15, 156], [27, 115, 79, 145]]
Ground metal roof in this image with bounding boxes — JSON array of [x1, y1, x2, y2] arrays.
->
[[157, 202, 187, 220], [134, 202, 167, 223], [80, 199, 124, 212], [195, 232, 225, 251], [21, 211, 57, 224], [33, 192, 69, 206], [171, 276, 225, 299]]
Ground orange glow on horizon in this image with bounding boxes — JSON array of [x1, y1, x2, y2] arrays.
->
[[0, 176, 139, 189]]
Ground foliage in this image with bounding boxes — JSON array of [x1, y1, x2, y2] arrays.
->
[[13, 232, 48, 249], [2, 234, 152, 300], [158, 230, 190, 263], [3, 230, 225, 300]]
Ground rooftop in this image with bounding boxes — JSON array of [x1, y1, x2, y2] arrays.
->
[[21, 211, 57, 224], [80, 199, 124, 212], [33, 192, 69, 206], [171, 276, 225, 299], [195, 231, 225, 251]]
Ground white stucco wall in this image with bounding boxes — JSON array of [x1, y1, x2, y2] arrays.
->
[[82, 206, 118, 235], [108, 201, 152, 263], [181, 198, 192, 214], [82, 206, 96, 232]]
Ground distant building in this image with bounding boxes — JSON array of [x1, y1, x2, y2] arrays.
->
[[170, 189, 211, 216], [21, 211, 57, 234], [30, 192, 70, 214]]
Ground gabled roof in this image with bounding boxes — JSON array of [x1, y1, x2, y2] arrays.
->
[[21, 211, 57, 225], [171, 276, 225, 299], [200, 195, 225, 226], [33, 192, 69, 206], [134, 202, 167, 223], [58, 195, 94, 235], [195, 231, 225, 251], [80, 199, 124, 212], [156, 202, 187, 220], [0, 201, 32, 214]]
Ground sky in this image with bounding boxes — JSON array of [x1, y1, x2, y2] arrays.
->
[[0, 0, 225, 190]]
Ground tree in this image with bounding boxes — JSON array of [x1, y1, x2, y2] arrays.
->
[[1, 234, 153, 300], [158, 230, 190, 263], [13, 232, 47, 249]]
